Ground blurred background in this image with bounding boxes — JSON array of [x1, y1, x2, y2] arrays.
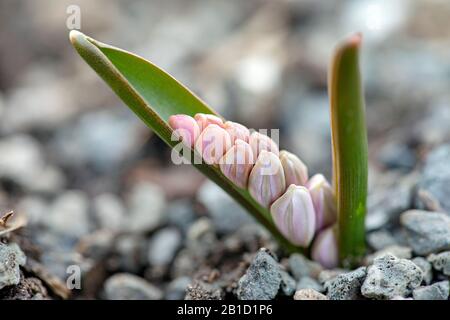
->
[[0, 0, 449, 299]]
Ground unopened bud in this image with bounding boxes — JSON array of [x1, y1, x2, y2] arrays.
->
[[224, 121, 250, 143], [311, 226, 339, 269], [248, 150, 285, 207], [195, 124, 232, 165], [219, 139, 254, 188], [249, 131, 279, 158], [306, 174, 336, 231], [279, 150, 308, 186], [168, 114, 200, 147], [270, 184, 316, 247], [194, 113, 225, 131]]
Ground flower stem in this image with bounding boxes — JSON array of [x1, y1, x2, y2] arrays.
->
[[329, 34, 368, 267]]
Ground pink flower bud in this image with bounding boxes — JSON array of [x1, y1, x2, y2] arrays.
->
[[270, 184, 316, 247], [224, 121, 250, 143], [306, 174, 337, 232], [219, 139, 254, 188], [195, 124, 232, 165], [194, 113, 225, 131], [311, 226, 339, 269], [168, 114, 201, 147], [248, 150, 285, 207], [279, 150, 309, 186], [249, 131, 279, 158]]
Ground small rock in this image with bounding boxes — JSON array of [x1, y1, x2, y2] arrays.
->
[[293, 289, 328, 300], [165, 276, 191, 300], [185, 280, 224, 300], [126, 182, 167, 233], [324, 267, 367, 300], [297, 277, 323, 292], [236, 249, 282, 300], [44, 190, 90, 238], [186, 218, 217, 258], [77, 229, 115, 260], [0, 135, 65, 192], [413, 281, 449, 300], [113, 234, 145, 273], [378, 142, 416, 172], [147, 228, 181, 267], [93, 193, 125, 231], [361, 254, 423, 299], [0, 243, 27, 290], [427, 251, 450, 276], [197, 181, 254, 234], [288, 253, 323, 280], [280, 270, 296, 296], [364, 245, 412, 265], [318, 269, 348, 284], [367, 230, 398, 250], [166, 199, 197, 233], [411, 257, 433, 285], [400, 210, 450, 255], [104, 273, 163, 300], [366, 182, 413, 230], [417, 144, 450, 213]]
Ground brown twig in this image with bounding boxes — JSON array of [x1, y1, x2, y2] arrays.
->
[[0, 211, 14, 228]]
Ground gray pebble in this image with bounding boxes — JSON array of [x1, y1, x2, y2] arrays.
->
[[400, 210, 450, 255], [126, 182, 167, 233], [297, 276, 324, 292], [367, 230, 398, 250], [413, 281, 449, 300], [197, 181, 254, 234], [427, 251, 450, 276], [417, 144, 450, 213], [104, 273, 163, 300], [318, 269, 348, 284], [280, 270, 296, 296], [0, 243, 27, 290], [166, 199, 196, 233], [324, 267, 367, 300], [361, 254, 423, 299], [288, 253, 323, 280], [165, 276, 191, 300], [44, 190, 91, 238], [364, 245, 412, 265], [147, 228, 181, 267], [411, 257, 433, 285], [93, 193, 125, 231], [237, 249, 282, 300]]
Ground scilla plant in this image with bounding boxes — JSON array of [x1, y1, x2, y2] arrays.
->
[[70, 31, 368, 268]]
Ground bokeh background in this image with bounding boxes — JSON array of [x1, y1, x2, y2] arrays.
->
[[0, 0, 449, 299]]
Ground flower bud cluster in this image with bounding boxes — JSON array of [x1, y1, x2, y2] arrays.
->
[[169, 113, 339, 267]]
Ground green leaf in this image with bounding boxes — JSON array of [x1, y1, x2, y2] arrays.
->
[[69, 30, 302, 254], [328, 34, 368, 267]]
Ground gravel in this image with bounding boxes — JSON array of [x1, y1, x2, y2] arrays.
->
[[147, 228, 182, 267], [324, 267, 367, 300], [125, 182, 167, 233], [361, 254, 423, 299], [413, 280, 449, 300], [236, 249, 283, 300], [364, 245, 412, 265], [288, 253, 323, 280], [427, 251, 450, 276], [411, 257, 433, 285], [93, 193, 125, 231], [417, 144, 450, 213], [296, 276, 324, 292], [0, 243, 27, 290], [400, 210, 450, 255], [103, 273, 163, 300]]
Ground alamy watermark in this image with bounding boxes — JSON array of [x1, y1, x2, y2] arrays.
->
[[66, 5, 81, 30]]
